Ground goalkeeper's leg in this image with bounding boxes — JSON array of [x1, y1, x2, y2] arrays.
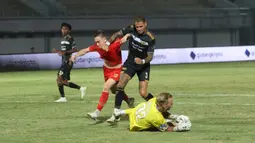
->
[[114, 108, 133, 117]]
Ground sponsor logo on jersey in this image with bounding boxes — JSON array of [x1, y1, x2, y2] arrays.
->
[[131, 34, 149, 46]]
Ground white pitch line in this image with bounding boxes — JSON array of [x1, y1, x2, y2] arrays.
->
[[176, 93, 255, 97], [44, 93, 255, 97], [1, 100, 255, 106], [67, 93, 255, 97], [1, 93, 255, 105], [176, 102, 255, 106], [2, 93, 255, 100], [88, 101, 255, 106]]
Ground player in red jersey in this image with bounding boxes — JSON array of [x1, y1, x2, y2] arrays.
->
[[71, 30, 134, 120]]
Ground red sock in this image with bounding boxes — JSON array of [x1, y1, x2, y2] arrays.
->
[[123, 92, 129, 103], [97, 92, 109, 111]]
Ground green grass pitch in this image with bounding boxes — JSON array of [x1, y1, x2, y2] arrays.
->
[[1, 62, 255, 143]]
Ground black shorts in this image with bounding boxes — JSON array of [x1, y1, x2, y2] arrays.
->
[[57, 62, 73, 80], [122, 61, 150, 81]]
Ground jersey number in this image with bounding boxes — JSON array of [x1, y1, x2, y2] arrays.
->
[[135, 103, 147, 122]]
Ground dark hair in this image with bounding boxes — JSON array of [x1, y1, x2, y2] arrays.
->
[[93, 30, 106, 37], [134, 16, 146, 23], [61, 22, 72, 30]]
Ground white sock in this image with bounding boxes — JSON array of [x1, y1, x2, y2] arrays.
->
[[120, 110, 126, 115], [114, 108, 119, 112], [95, 109, 100, 116]]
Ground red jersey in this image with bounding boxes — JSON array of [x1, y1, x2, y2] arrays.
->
[[89, 39, 122, 67]]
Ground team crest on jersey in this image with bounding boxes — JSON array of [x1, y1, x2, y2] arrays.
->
[[113, 74, 118, 78]]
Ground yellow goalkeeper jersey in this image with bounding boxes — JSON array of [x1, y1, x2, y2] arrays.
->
[[126, 97, 168, 131]]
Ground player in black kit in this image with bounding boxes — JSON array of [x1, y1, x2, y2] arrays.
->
[[107, 16, 155, 122], [52, 23, 86, 102]]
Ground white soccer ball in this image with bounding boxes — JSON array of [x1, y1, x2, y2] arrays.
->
[[176, 115, 190, 124]]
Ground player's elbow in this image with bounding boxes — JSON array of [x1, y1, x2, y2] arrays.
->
[[149, 56, 153, 61], [147, 54, 153, 62]]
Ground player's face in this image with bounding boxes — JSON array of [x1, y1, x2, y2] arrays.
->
[[135, 21, 147, 34], [163, 98, 173, 112], [61, 26, 70, 36], [94, 36, 107, 49]]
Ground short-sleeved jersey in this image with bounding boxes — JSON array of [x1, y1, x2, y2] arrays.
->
[[61, 34, 76, 64], [121, 25, 155, 65], [128, 97, 169, 132], [89, 38, 122, 67]]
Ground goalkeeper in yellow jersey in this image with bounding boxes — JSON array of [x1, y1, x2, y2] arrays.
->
[[109, 92, 191, 132]]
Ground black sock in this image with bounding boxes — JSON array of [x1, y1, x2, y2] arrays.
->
[[144, 93, 154, 101], [115, 89, 124, 109], [123, 91, 130, 104], [68, 82, 81, 90], [58, 85, 65, 97]]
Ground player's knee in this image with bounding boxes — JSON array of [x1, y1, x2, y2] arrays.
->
[[62, 80, 69, 86], [56, 79, 62, 86], [103, 84, 111, 92], [57, 81, 63, 86], [116, 82, 125, 89]]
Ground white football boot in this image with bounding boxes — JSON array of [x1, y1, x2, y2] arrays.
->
[[106, 109, 121, 123], [80, 87, 87, 100], [55, 97, 67, 102], [87, 111, 98, 120]]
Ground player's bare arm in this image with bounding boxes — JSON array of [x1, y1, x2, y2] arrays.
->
[[71, 47, 90, 62], [120, 34, 131, 44], [145, 52, 154, 63], [134, 52, 154, 65], [109, 31, 123, 43], [166, 126, 176, 132], [65, 47, 78, 54], [52, 48, 65, 56], [52, 48, 61, 53]]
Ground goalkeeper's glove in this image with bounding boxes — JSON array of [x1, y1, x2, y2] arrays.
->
[[173, 121, 191, 132], [176, 115, 190, 124], [173, 115, 192, 132]]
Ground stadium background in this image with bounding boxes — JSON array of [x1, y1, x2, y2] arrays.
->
[[1, 1, 255, 143], [0, 0, 254, 54]]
